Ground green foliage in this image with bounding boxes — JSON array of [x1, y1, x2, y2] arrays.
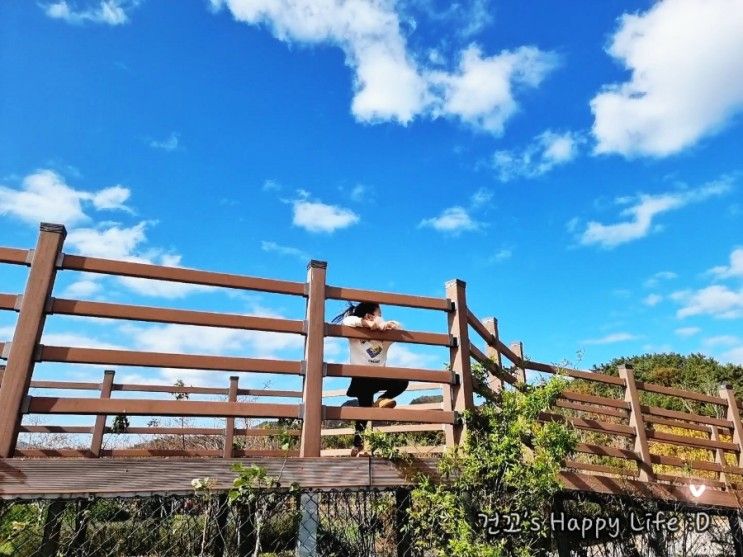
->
[[408, 377, 576, 557], [271, 418, 301, 451], [596, 353, 742, 398], [111, 414, 129, 434], [228, 463, 286, 504], [362, 429, 408, 461]]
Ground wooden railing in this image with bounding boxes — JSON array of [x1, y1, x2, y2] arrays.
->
[[0, 223, 463, 459], [1, 222, 742, 504]]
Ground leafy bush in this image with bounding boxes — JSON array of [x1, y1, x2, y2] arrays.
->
[[408, 377, 576, 557]]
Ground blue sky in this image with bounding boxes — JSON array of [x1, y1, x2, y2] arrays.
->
[[1, 0, 742, 417]]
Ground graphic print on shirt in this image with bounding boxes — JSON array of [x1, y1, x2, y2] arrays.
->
[[365, 343, 383, 359]]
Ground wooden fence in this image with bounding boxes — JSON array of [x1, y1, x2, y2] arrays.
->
[[1, 223, 743, 506]]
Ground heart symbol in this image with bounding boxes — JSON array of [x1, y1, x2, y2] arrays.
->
[[690, 484, 706, 498]]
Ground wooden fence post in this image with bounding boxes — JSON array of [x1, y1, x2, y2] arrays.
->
[[90, 369, 115, 457], [0, 223, 66, 457], [299, 261, 326, 457], [443, 279, 473, 447], [619, 364, 654, 482], [720, 384, 743, 468], [482, 318, 503, 392], [510, 341, 526, 384], [710, 425, 728, 485], [224, 376, 239, 458]]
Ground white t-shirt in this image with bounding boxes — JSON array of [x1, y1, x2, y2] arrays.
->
[[342, 316, 392, 366]]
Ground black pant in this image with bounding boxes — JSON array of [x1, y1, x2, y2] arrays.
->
[[353, 380, 408, 448]]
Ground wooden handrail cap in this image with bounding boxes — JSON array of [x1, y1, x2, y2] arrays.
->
[[40, 222, 67, 235]]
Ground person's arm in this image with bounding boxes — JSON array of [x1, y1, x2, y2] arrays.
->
[[341, 315, 364, 327]]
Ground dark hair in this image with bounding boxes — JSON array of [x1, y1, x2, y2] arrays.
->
[[331, 301, 380, 324]]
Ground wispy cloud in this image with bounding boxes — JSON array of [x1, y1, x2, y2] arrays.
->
[[419, 206, 481, 234], [488, 248, 512, 264], [419, 187, 493, 235], [148, 132, 180, 152], [582, 332, 639, 345], [709, 247, 743, 279], [642, 294, 663, 307], [261, 241, 309, 262], [574, 178, 731, 249], [674, 327, 701, 337], [43, 0, 139, 26], [673, 285, 743, 319], [644, 271, 677, 288], [492, 130, 582, 181]]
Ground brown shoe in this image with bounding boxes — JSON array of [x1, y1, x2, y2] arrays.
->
[[374, 398, 397, 409], [350, 446, 369, 457]]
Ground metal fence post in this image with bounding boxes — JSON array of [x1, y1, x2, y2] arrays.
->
[[396, 487, 412, 557], [38, 499, 66, 557], [0, 223, 66, 457], [299, 261, 326, 457], [296, 491, 318, 557]]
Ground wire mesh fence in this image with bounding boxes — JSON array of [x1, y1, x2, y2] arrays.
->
[[0, 488, 411, 557], [1, 488, 742, 556]]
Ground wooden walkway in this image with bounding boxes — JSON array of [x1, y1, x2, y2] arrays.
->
[[1, 223, 743, 510]]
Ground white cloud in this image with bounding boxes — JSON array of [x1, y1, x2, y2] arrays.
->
[[643, 294, 663, 307], [709, 247, 743, 279], [386, 345, 438, 369], [492, 130, 582, 181], [40, 332, 123, 350], [675, 285, 743, 319], [122, 320, 304, 359], [214, 1, 556, 132], [419, 206, 481, 234], [261, 240, 309, 261], [65, 223, 210, 299], [406, 0, 493, 40], [722, 346, 743, 365], [262, 179, 281, 192], [675, 327, 701, 337], [148, 132, 180, 151], [91, 185, 132, 211], [582, 332, 638, 345], [591, 0, 743, 157], [470, 187, 493, 207], [292, 199, 359, 233], [349, 184, 368, 202], [576, 178, 731, 249], [488, 248, 512, 264], [429, 45, 558, 134], [43, 0, 137, 26], [67, 222, 148, 259], [0, 170, 132, 226], [61, 274, 103, 298], [703, 335, 739, 346], [644, 271, 678, 288]]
